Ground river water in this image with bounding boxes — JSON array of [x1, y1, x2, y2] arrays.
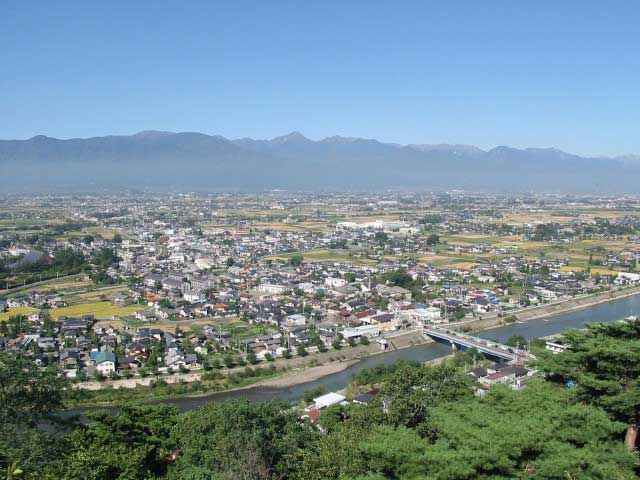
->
[[136, 293, 638, 411], [61, 294, 639, 419]]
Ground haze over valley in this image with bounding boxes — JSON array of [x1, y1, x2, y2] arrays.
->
[[2, 130, 638, 193]]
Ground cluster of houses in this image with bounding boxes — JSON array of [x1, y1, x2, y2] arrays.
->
[[0, 310, 205, 378], [3, 193, 640, 382], [468, 362, 535, 392], [301, 356, 537, 430]]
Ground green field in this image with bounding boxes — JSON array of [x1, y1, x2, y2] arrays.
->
[[50, 301, 143, 319], [267, 249, 379, 266], [1, 302, 143, 321], [0, 306, 39, 321]]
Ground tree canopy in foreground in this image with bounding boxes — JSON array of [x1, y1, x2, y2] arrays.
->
[[0, 321, 639, 479], [535, 318, 640, 449]]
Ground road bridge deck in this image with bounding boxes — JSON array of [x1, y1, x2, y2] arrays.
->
[[423, 325, 535, 362]]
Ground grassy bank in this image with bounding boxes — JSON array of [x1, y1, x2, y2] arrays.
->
[[67, 366, 281, 408]]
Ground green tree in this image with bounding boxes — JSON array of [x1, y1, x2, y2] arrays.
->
[[422, 383, 636, 479], [374, 231, 388, 243], [0, 352, 67, 421], [169, 400, 317, 479], [59, 405, 180, 480], [302, 385, 327, 404], [535, 319, 640, 449], [382, 363, 474, 433], [246, 351, 258, 365], [93, 247, 119, 268], [0, 352, 68, 478], [5, 462, 23, 480], [292, 382, 636, 480], [223, 355, 235, 368], [289, 254, 304, 267], [504, 334, 527, 348], [426, 233, 440, 246], [291, 424, 369, 480], [158, 298, 173, 309]]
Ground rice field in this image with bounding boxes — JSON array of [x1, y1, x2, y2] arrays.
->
[[5, 277, 92, 297], [419, 254, 479, 270], [75, 286, 129, 299], [440, 234, 506, 245], [49, 301, 143, 320], [267, 249, 378, 266], [0, 306, 39, 321], [86, 226, 117, 239], [560, 265, 620, 276], [254, 221, 332, 233]]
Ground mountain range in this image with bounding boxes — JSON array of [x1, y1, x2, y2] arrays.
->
[[1, 131, 637, 193]]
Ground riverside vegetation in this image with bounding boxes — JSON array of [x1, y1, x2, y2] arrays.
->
[[1, 319, 639, 479]]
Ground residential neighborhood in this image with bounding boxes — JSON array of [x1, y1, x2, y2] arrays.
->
[[1, 192, 640, 383]]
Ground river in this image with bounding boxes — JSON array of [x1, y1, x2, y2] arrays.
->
[[61, 294, 640, 419], [130, 292, 637, 411]]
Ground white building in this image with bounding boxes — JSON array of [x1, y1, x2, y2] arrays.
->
[[195, 257, 214, 270], [545, 341, 571, 354], [257, 283, 287, 294], [325, 277, 347, 288], [284, 314, 307, 326], [95, 352, 116, 376], [342, 324, 381, 339], [403, 306, 443, 324], [184, 291, 205, 303], [616, 272, 640, 284], [313, 392, 346, 409]]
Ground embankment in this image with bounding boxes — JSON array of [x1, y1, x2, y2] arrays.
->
[[455, 286, 640, 332]]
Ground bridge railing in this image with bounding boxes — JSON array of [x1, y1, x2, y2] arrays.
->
[[423, 324, 535, 360]]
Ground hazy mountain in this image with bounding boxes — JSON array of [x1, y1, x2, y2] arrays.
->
[[407, 144, 485, 156], [616, 154, 640, 164], [0, 131, 637, 193]]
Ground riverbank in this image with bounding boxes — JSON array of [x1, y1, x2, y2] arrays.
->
[[225, 359, 359, 390], [151, 286, 640, 403], [65, 286, 640, 409], [454, 285, 640, 332], [64, 292, 640, 413], [68, 359, 364, 408], [66, 330, 427, 408]]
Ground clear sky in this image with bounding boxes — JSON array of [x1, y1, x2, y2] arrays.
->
[[2, 1, 639, 156]]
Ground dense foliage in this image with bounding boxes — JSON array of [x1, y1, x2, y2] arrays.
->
[[535, 319, 640, 449], [1, 321, 639, 479]]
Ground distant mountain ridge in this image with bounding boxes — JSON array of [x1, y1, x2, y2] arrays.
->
[[0, 131, 637, 193]]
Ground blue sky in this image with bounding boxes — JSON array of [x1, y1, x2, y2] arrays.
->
[[2, 1, 639, 156]]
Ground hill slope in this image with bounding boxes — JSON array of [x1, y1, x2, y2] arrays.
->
[[0, 131, 636, 193]]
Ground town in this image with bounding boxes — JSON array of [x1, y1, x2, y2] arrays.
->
[[1, 191, 639, 396], [5, 2, 640, 477]]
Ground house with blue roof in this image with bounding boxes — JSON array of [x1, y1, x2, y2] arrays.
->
[[94, 351, 116, 376]]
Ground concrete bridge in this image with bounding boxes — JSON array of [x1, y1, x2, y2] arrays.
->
[[423, 324, 536, 363]]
